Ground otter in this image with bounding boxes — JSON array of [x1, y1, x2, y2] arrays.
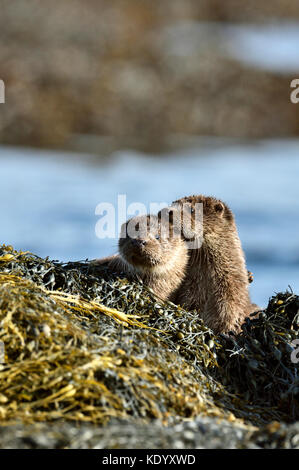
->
[[158, 195, 259, 334], [95, 214, 188, 302]]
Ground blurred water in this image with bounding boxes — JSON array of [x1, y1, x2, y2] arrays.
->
[[160, 21, 299, 73], [1, 140, 299, 308], [224, 22, 299, 73]]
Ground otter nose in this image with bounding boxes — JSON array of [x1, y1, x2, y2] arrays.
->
[[131, 238, 146, 247]]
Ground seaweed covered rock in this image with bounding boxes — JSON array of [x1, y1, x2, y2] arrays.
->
[[218, 293, 299, 421], [0, 245, 225, 425], [0, 244, 298, 442]]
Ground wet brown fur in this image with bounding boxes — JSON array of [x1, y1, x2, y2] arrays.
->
[[163, 195, 259, 334]]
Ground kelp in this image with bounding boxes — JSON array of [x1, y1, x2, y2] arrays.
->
[[0, 244, 298, 428]]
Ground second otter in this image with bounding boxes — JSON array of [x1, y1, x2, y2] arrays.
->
[[159, 195, 259, 334]]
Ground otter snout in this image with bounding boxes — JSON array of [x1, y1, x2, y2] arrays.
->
[[123, 237, 154, 268], [130, 238, 147, 249]]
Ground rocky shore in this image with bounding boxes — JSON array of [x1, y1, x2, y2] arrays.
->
[[1, 417, 299, 449]]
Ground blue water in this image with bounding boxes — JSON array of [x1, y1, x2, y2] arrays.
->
[[224, 22, 299, 73], [1, 139, 299, 308], [159, 21, 299, 74]]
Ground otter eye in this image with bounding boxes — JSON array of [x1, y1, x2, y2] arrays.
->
[[155, 235, 160, 240]]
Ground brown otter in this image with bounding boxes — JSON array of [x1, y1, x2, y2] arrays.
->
[[95, 214, 188, 302], [158, 195, 259, 334]]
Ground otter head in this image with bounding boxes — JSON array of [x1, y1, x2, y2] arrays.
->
[[158, 195, 234, 245], [119, 214, 182, 273]]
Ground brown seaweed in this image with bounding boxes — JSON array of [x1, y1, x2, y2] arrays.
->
[[0, 244, 298, 428]]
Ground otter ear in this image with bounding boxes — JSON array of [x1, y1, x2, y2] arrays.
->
[[214, 202, 224, 215]]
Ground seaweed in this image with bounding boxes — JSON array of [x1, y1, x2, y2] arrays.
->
[[0, 244, 298, 428]]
